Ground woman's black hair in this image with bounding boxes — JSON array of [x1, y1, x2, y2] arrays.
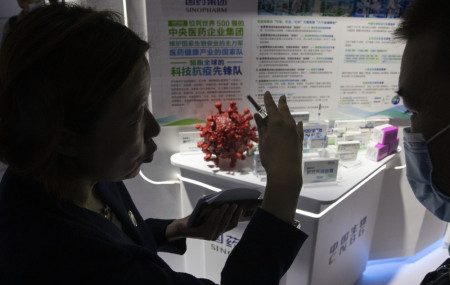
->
[[0, 4, 150, 190]]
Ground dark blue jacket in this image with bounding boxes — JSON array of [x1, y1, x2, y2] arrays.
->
[[0, 169, 307, 284]]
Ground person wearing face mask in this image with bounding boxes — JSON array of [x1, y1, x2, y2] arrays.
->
[[395, 0, 450, 284], [1, 0, 45, 44]]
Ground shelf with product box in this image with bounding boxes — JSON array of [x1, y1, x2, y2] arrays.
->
[[173, 119, 400, 207], [170, 118, 400, 285], [171, 135, 399, 285]]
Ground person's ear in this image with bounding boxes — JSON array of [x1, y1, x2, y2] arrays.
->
[[57, 129, 78, 157]]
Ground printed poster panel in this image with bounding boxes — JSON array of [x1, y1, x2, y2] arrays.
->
[[146, 0, 412, 126]]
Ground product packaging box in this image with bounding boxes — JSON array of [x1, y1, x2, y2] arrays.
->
[[291, 111, 310, 123], [334, 120, 366, 132], [179, 132, 202, 152], [372, 124, 398, 145], [366, 143, 389, 162], [364, 118, 389, 128], [337, 140, 361, 152], [303, 158, 339, 183], [308, 135, 328, 149], [387, 137, 399, 155], [343, 131, 371, 149], [327, 146, 358, 161]]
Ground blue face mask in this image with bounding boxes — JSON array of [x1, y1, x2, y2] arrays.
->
[[403, 125, 450, 221]]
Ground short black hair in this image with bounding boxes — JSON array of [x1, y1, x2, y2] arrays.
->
[[395, 0, 450, 41], [395, 0, 450, 75], [0, 4, 150, 189]]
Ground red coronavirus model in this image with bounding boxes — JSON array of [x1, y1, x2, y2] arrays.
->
[[196, 101, 259, 167]]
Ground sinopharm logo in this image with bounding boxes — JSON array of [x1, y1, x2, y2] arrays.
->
[[185, 0, 228, 13], [391, 95, 400, 105], [185, 0, 227, 5]]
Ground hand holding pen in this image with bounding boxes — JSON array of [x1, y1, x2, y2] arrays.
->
[[248, 91, 304, 224], [247, 94, 268, 118]]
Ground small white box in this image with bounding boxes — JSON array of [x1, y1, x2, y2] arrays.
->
[[303, 158, 339, 183], [179, 132, 202, 152], [291, 111, 310, 122], [372, 124, 398, 144], [308, 135, 328, 149], [336, 150, 358, 161], [303, 121, 329, 137], [337, 140, 361, 152], [331, 127, 346, 138], [366, 143, 388, 162], [343, 132, 371, 149], [364, 118, 389, 128], [327, 146, 358, 161], [334, 120, 366, 132], [327, 134, 337, 145]]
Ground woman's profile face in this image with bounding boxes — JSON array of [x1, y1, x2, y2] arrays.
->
[[73, 57, 160, 182]]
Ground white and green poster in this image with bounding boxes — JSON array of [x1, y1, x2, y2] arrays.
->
[[146, 0, 412, 126]]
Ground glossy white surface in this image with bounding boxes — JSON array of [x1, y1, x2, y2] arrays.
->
[[171, 149, 399, 204], [357, 238, 448, 285]]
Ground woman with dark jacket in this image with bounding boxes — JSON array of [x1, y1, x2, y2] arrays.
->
[[0, 4, 306, 284]]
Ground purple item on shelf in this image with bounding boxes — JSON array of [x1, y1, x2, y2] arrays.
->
[[387, 137, 399, 155]]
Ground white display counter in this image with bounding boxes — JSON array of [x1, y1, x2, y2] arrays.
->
[[171, 150, 399, 285]]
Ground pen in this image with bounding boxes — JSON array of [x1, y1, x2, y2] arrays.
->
[[247, 94, 268, 118]]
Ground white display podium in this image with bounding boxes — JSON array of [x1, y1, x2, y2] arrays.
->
[[171, 150, 399, 285]]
